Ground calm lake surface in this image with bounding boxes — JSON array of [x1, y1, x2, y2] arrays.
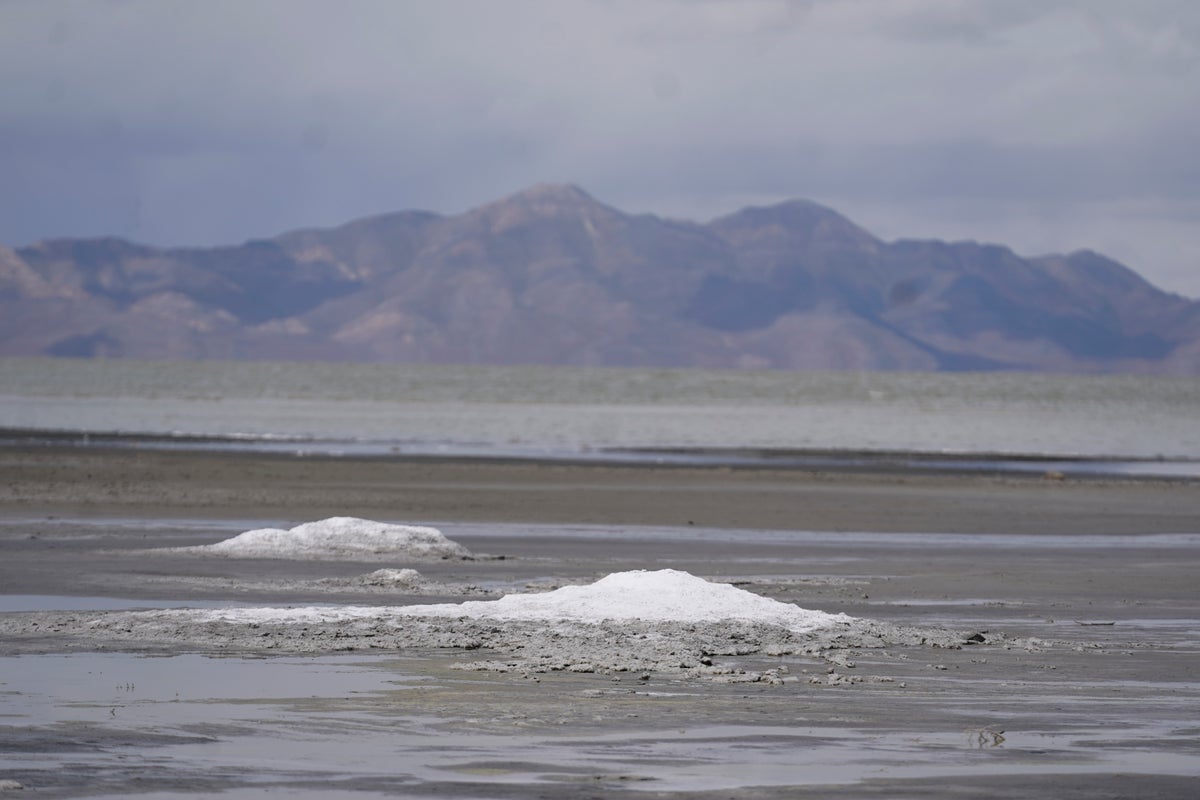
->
[[1, 357, 1198, 464]]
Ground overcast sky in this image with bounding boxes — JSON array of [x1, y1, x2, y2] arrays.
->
[[2, 0, 1197, 297]]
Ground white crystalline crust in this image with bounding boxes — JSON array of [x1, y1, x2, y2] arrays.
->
[[180, 569, 851, 632], [197, 517, 473, 560], [405, 569, 848, 629]]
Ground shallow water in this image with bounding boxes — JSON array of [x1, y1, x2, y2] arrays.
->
[[3, 651, 1198, 796], [0, 596, 254, 612]]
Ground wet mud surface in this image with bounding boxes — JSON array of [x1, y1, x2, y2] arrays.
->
[[1, 450, 1198, 797]]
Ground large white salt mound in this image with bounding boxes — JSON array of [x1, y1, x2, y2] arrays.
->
[[182, 570, 849, 632], [401, 569, 849, 631], [199, 517, 472, 560]]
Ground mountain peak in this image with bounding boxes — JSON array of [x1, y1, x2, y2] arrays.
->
[[489, 183, 604, 211], [467, 183, 616, 228], [709, 197, 879, 249], [1036, 249, 1165, 297], [514, 183, 594, 202]]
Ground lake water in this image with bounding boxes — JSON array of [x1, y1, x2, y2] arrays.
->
[[1, 357, 1198, 472]]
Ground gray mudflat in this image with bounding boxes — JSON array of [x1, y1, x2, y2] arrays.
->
[[1, 449, 1198, 797]]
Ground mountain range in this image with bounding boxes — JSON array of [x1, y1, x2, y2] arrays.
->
[[3, 184, 1198, 373]]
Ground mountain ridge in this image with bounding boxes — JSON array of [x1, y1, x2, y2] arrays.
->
[[3, 185, 1197, 373]]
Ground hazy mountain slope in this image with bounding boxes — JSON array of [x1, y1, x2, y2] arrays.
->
[[3, 185, 1197, 373]]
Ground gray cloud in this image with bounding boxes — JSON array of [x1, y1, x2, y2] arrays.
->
[[1, 0, 1197, 297]]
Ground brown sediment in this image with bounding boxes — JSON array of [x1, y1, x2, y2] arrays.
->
[[0, 444, 1195, 534]]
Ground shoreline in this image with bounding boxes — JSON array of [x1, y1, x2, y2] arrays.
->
[[4, 426, 1199, 479], [3, 442, 1198, 533]]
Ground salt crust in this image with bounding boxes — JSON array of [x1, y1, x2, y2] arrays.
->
[[193, 517, 473, 560], [4, 570, 1026, 678], [403, 569, 849, 630], [175, 569, 851, 632]]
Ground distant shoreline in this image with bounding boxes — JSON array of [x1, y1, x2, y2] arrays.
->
[[3, 442, 1198, 534], [2, 426, 1197, 481]]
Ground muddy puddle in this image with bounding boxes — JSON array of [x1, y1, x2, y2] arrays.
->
[[3, 645, 1200, 798]]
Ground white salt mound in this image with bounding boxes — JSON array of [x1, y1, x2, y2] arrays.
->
[[361, 568, 426, 587], [402, 569, 849, 631], [200, 517, 472, 560], [187, 569, 849, 632]]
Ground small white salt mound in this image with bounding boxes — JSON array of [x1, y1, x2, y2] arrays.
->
[[403, 569, 849, 631], [361, 568, 426, 587], [200, 517, 472, 560]]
